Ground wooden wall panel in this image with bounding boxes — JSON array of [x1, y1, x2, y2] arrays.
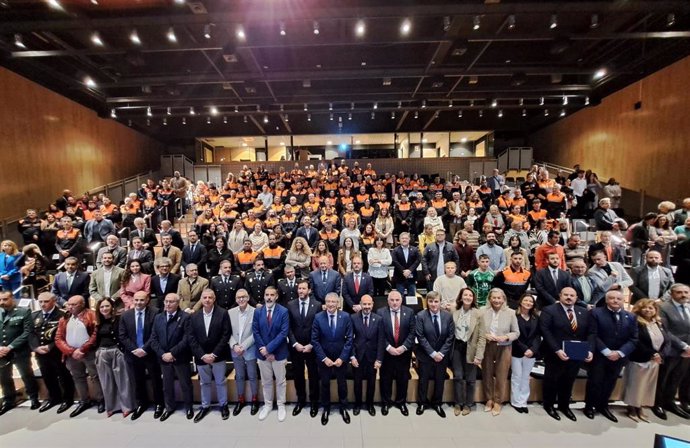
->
[[0, 68, 161, 219], [530, 56, 690, 202]]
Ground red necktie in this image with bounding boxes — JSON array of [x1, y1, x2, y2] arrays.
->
[[267, 309, 273, 327], [567, 308, 577, 332], [393, 311, 400, 345], [354, 274, 360, 294]]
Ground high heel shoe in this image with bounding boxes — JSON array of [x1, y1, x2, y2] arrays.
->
[[122, 410, 131, 419], [107, 411, 114, 418], [484, 400, 494, 412], [491, 403, 502, 416], [637, 408, 650, 423], [626, 406, 639, 423]]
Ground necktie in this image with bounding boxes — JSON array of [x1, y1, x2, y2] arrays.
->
[[322, 272, 327, 283], [680, 305, 689, 322], [163, 248, 169, 257], [614, 311, 622, 332], [43, 312, 49, 321], [136, 311, 144, 348], [67, 274, 74, 291], [224, 276, 229, 284], [567, 308, 577, 332], [329, 314, 336, 336], [267, 308, 273, 327], [257, 272, 262, 282], [433, 314, 440, 338], [300, 301, 306, 319], [393, 311, 400, 345], [354, 274, 360, 293], [364, 315, 369, 328], [191, 244, 196, 255], [552, 270, 559, 286], [578, 277, 591, 302], [167, 313, 173, 322]]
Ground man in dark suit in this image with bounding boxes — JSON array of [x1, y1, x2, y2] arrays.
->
[[276, 265, 299, 304], [287, 279, 321, 418], [187, 288, 231, 423], [309, 256, 342, 303], [415, 291, 454, 418], [150, 257, 181, 310], [311, 292, 353, 425], [350, 294, 385, 417], [534, 253, 572, 308], [51, 257, 90, 306], [182, 231, 207, 277], [391, 232, 421, 297], [342, 256, 374, 313], [160, 220, 185, 250], [127, 237, 155, 274], [244, 258, 275, 306], [630, 250, 675, 303], [210, 260, 242, 309], [118, 291, 164, 420], [584, 287, 639, 422], [295, 217, 318, 249], [570, 258, 606, 308], [29, 292, 74, 413], [422, 229, 460, 290], [130, 217, 158, 251], [0, 291, 40, 415], [539, 287, 595, 422], [588, 231, 625, 264], [377, 290, 416, 416], [149, 292, 194, 421]]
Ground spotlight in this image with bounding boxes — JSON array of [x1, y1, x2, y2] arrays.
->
[[478, 110, 483, 117], [508, 15, 516, 30], [400, 18, 411, 35], [146, 118, 150, 126], [284, 114, 289, 122], [491, 98, 498, 108], [128, 119, 132, 127], [166, 27, 177, 43], [307, 114, 311, 122], [348, 113, 352, 121], [207, 116, 211, 124], [329, 103, 333, 111], [313, 21, 320, 35], [421, 100, 427, 109], [498, 109, 503, 118], [397, 101, 402, 109], [223, 116, 227, 124], [544, 109, 549, 116], [303, 103, 308, 111], [585, 96, 590, 105], [590, 14, 599, 29], [562, 96, 568, 105], [414, 111, 418, 119], [203, 24, 212, 39], [470, 100, 475, 107], [355, 20, 365, 37], [280, 22, 286, 36], [373, 102, 378, 110], [522, 109, 527, 117], [371, 112, 375, 119], [210, 106, 218, 116], [243, 115, 248, 123], [166, 107, 171, 115], [560, 109, 566, 117], [110, 108, 117, 118], [84, 76, 97, 88], [351, 102, 355, 110], [130, 29, 141, 45], [14, 34, 26, 49], [146, 106, 152, 117], [667, 13, 676, 27], [235, 106, 239, 113], [549, 14, 558, 30], [473, 16, 481, 31], [593, 68, 607, 80], [458, 110, 462, 118], [182, 117, 186, 125], [391, 111, 396, 119], [91, 31, 104, 46], [539, 97, 545, 105], [47, 0, 64, 11], [280, 104, 284, 112], [189, 107, 195, 115], [519, 98, 524, 106], [236, 27, 246, 41], [330, 113, 334, 121], [174, 0, 185, 5], [448, 100, 453, 108], [163, 117, 168, 126]]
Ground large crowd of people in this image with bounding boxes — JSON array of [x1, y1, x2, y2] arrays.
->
[[1, 161, 689, 426]]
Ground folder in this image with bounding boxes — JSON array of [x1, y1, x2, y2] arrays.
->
[[562, 340, 589, 361]]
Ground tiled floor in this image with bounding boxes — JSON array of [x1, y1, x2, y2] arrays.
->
[[1, 401, 688, 448]]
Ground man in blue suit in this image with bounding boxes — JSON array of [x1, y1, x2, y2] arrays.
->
[[309, 256, 341, 303], [584, 286, 639, 422], [149, 292, 194, 421], [252, 286, 290, 422], [311, 292, 353, 425], [342, 256, 374, 313], [350, 294, 384, 417], [51, 257, 90, 306]]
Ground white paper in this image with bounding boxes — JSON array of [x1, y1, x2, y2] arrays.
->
[[405, 296, 417, 305]]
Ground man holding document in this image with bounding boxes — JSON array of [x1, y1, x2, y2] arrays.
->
[[539, 287, 594, 421]]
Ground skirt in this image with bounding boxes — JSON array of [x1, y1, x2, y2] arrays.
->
[[622, 361, 659, 408]]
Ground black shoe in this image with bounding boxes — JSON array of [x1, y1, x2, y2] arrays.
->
[[321, 410, 329, 425], [131, 405, 147, 421], [352, 406, 360, 416], [399, 403, 409, 416], [544, 407, 560, 421], [234, 402, 246, 416], [368, 405, 376, 417], [511, 404, 525, 414], [680, 403, 690, 415], [193, 407, 209, 423], [583, 407, 595, 420], [381, 405, 389, 416], [309, 404, 319, 418], [57, 401, 73, 414], [221, 404, 229, 420], [159, 410, 173, 422], [186, 409, 194, 420], [523, 407, 529, 414], [0, 402, 15, 416], [435, 405, 446, 418], [664, 404, 690, 420], [599, 407, 618, 423], [30, 398, 41, 410], [341, 409, 350, 424], [292, 403, 303, 416], [69, 401, 91, 418], [251, 401, 260, 416], [560, 407, 577, 422], [154, 404, 164, 419], [416, 405, 425, 415], [97, 400, 106, 414], [39, 400, 58, 413], [651, 406, 667, 420]]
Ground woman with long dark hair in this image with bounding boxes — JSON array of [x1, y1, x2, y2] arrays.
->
[[510, 294, 541, 414]]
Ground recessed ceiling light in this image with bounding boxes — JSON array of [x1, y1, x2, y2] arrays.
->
[[47, 0, 64, 11], [507, 15, 516, 30], [355, 20, 365, 37], [91, 31, 104, 46], [130, 29, 141, 45], [166, 27, 177, 43], [313, 21, 320, 35], [189, 107, 196, 115], [203, 24, 212, 39], [590, 14, 599, 29], [400, 18, 411, 36], [593, 68, 607, 80], [14, 34, 26, 49], [84, 76, 97, 88], [236, 27, 246, 41], [210, 106, 218, 116], [280, 22, 286, 36]]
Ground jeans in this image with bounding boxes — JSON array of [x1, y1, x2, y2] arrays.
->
[[197, 361, 228, 408], [510, 356, 536, 407]]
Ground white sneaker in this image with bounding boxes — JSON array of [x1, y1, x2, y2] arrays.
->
[[258, 405, 272, 421], [277, 406, 286, 422]]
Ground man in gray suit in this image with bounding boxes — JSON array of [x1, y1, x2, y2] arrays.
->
[[422, 229, 460, 290], [587, 251, 633, 293], [83, 210, 116, 245], [88, 252, 124, 309], [96, 235, 128, 269], [228, 289, 259, 416], [630, 251, 674, 303]]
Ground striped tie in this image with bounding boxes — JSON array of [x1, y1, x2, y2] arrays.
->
[[567, 308, 577, 332]]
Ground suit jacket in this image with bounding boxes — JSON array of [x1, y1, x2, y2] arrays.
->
[[126, 249, 154, 274], [533, 268, 572, 308], [96, 246, 128, 269], [539, 303, 595, 361], [422, 241, 460, 280], [149, 310, 191, 363], [311, 310, 353, 362], [154, 246, 182, 274], [350, 312, 385, 364], [309, 268, 342, 302], [177, 277, 210, 312], [51, 271, 90, 306], [415, 310, 455, 361], [88, 266, 125, 302], [629, 321, 685, 363], [252, 304, 290, 361], [244, 270, 276, 305], [84, 218, 116, 243], [590, 307, 638, 357], [295, 226, 318, 248], [150, 274, 181, 309], [452, 308, 487, 363], [276, 278, 300, 304], [629, 265, 675, 302], [570, 274, 606, 307], [165, 228, 185, 250], [659, 300, 690, 354], [210, 275, 242, 309], [588, 262, 633, 291], [187, 305, 231, 362], [391, 245, 421, 282], [182, 243, 207, 268], [342, 271, 374, 312], [130, 227, 158, 249], [0, 306, 33, 357], [228, 305, 256, 360], [377, 305, 416, 351], [588, 242, 625, 264], [287, 298, 322, 346], [29, 307, 66, 354], [118, 306, 159, 360]]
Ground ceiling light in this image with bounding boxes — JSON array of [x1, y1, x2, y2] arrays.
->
[[498, 109, 503, 118], [163, 117, 168, 126], [223, 116, 227, 124], [414, 111, 418, 119], [522, 109, 527, 117], [279, 22, 286, 36], [47, 0, 64, 11], [491, 98, 498, 108], [173, 0, 185, 5], [285, 114, 289, 122], [391, 111, 396, 119], [256, 105, 261, 112], [326, 140, 332, 145], [263, 115, 268, 124], [182, 117, 186, 125], [243, 115, 248, 123], [14, 34, 26, 49], [355, 140, 361, 144], [313, 21, 320, 35], [84, 76, 97, 88], [351, 102, 355, 110], [478, 110, 483, 117], [421, 100, 427, 109], [189, 107, 195, 115], [539, 97, 545, 105], [338, 116, 342, 123], [303, 79, 311, 88], [206, 117, 211, 124], [146, 119, 150, 126], [130, 29, 141, 45], [371, 112, 375, 120], [166, 107, 171, 115], [127, 120, 132, 127], [560, 109, 566, 117], [519, 98, 524, 106], [544, 109, 549, 116], [461, 137, 468, 143], [448, 100, 453, 108], [355, 20, 365, 37], [373, 102, 378, 110], [562, 96, 568, 105], [236, 27, 246, 41], [593, 68, 607, 80], [307, 114, 311, 122], [473, 15, 481, 31], [329, 102, 333, 111], [508, 15, 516, 30], [470, 100, 475, 107], [348, 113, 352, 121], [590, 14, 599, 29], [210, 106, 218, 116], [91, 31, 104, 46], [166, 27, 177, 43], [666, 13, 676, 27], [203, 24, 212, 39], [241, 142, 247, 147], [458, 110, 462, 118], [110, 108, 117, 118], [549, 14, 558, 30], [303, 103, 308, 111], [382, 77, 392, 86], [330, 113, 334, 121], [397, 101, 402, 109], [422, 138, 428, 143], [280, 141, 285, 146], [234, 106, 239, 113], [146, 106, 152, 117], [400, 18, 411, 35], [585, 96, 590, 105]]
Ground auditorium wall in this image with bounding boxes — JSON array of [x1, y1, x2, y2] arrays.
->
[[0, 68, 162, 219], [530, 55, 690, 202]]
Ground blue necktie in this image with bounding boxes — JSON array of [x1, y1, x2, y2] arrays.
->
[[433, 314, 440, 338], [329, 314, 336, 336], [136, 311, 144, 348]]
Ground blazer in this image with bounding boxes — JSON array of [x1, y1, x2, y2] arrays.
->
[[182, 243, 207, 268], [287, 298, 322, 346], [118, 306, 159, 360], [588, 262, 633, 291], [311, 310, 353, 362], [187, 305, 231, 362], [659, 300, 690, 354], [149, 310, 191, 363], [533, 267, 573, 308], [276, 278, 299, 304], [629, 265, 675, 302], [154, 246, 182, 274], [309, 268, 342, 302], [210, 275, 243, 309], [376, 305, 416, 351], [118, 273, 152, 310], [51, 271, 91, 306], [479, 306, 520, 341], [452, 308, 486, 363], [88, 266, 125, 302], [391, 245, 421, 282], [244, 270, 276, 305], [539, 303, 595, 361], [350, 312, 385, 364], [570, 274, 606, 307], [228, 305, 256, 361], [588, 242, 625, 265], [129, 227, 158, 249], [252, 304, 290, 361], [415, 310, 455, 361], [83, 218, 116, 243], [629, 321, 685, 363], [590, 306, 638, 356], [150, 274, 181, 309], [512, 314, 541, 358], [0, 306, 33, 358], [342, 271, 374, 312], [295, 226, 319, 248], [421, 241, 460, 279], [29, 307, 67, 354], [126, 249, 154, 274], [177, 276, 210, 312]]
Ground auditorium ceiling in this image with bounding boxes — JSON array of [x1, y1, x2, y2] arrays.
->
[[1, 0, 689, 145]]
